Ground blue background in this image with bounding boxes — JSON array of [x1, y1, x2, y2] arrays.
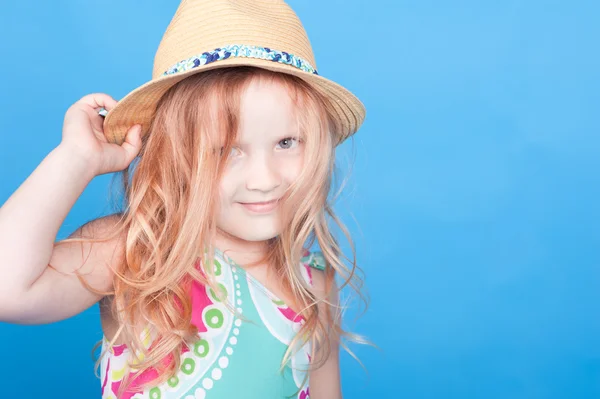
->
[[1, 1, 599, 398]]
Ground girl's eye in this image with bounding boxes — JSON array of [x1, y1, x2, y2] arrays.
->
[[220, 147, 242, 157], [277, 137, 300, 150]]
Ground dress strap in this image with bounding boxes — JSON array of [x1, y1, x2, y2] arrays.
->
[[301, 251, 326, 271]]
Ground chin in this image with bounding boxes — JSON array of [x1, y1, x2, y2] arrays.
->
[[221, 221, 282, 243], [238, 232, 279, 242], [237, 225, 281, 242]]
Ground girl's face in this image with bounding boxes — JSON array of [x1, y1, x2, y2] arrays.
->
[[216, 77, 304, 243]]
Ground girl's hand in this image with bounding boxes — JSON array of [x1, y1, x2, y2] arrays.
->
[[60, 93, 142, 176]]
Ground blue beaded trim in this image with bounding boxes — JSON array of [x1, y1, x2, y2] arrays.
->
[[162, 44, 319, 76]]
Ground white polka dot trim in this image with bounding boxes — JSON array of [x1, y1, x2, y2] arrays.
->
[[181, 252, 245, 398], [219, 356, 229, 368], [194, 387, 206, 399], [202, 378, 214, 390], [211, 368, 222, 380]]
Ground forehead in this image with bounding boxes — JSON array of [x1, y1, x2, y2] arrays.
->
[[204, 74, 304, 146], [238, 77, 299, 136]]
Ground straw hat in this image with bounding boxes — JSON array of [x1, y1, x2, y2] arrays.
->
[[102, 0, 366, 146]]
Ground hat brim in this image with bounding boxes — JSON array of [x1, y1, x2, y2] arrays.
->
[[103, 57, 365, 146]]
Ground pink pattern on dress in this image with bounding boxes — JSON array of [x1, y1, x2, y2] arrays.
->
[[190, 277, 213, 332], [101, 358, 110, 396], [277, 305, 305, 324], [299, 387, 310, 399], [104, 257, 212, 398], [113, 344, 128, 356], [111, 367, 159, 399]]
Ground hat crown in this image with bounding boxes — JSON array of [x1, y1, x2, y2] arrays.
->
[[152, 0, 317, 79]]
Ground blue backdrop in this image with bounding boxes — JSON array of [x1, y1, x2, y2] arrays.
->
[[1, 1, 599, 398]]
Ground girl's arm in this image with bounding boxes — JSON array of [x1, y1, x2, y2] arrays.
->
[[0, 145, 121, 324], [309, 269, 343, 399], [0, 93, 141, 324]]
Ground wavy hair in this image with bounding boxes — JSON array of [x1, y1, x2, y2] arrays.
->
[[54, 66, 370, 396]]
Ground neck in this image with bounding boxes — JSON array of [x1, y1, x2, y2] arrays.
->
[[213, 229, 272, 267]]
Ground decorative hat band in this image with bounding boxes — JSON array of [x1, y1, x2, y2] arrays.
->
[[162, 44, 319, 77]]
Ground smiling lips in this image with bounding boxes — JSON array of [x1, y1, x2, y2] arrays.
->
[[239, 199, 279, 213]]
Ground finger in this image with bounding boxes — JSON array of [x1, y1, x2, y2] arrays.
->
[[77, 93, 118, 111], [103, 124, 141, 171], [118, 125, 143, 167]]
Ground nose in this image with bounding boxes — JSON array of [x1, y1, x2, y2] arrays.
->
[[245, 152, 282, 193]]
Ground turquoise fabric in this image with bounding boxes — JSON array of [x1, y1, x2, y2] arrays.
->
[[100, 249, 325, 399]]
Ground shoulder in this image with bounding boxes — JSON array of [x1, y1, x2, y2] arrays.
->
[[65, 213, 128, 277], [54, 212, 127, 283], [77, 213, 129, 342], [71, 212, 126, 240], [67, 213, 128, 266]]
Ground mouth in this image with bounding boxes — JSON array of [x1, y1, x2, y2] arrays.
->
[[238, 199, 279, 214]]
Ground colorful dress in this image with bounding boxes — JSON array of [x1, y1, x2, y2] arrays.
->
[[100, 248, 326, 399]]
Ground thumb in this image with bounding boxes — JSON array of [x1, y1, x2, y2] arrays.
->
[[119, 124, 143, 165]]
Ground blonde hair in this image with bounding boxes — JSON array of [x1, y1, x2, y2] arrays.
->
[[55, 66, 369, 396]]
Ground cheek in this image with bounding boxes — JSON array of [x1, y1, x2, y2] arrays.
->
[[218, 170, 238, 206], [277, 153, 304, 183]]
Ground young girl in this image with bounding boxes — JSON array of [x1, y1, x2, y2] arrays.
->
[[0, 0, 367, 398]]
